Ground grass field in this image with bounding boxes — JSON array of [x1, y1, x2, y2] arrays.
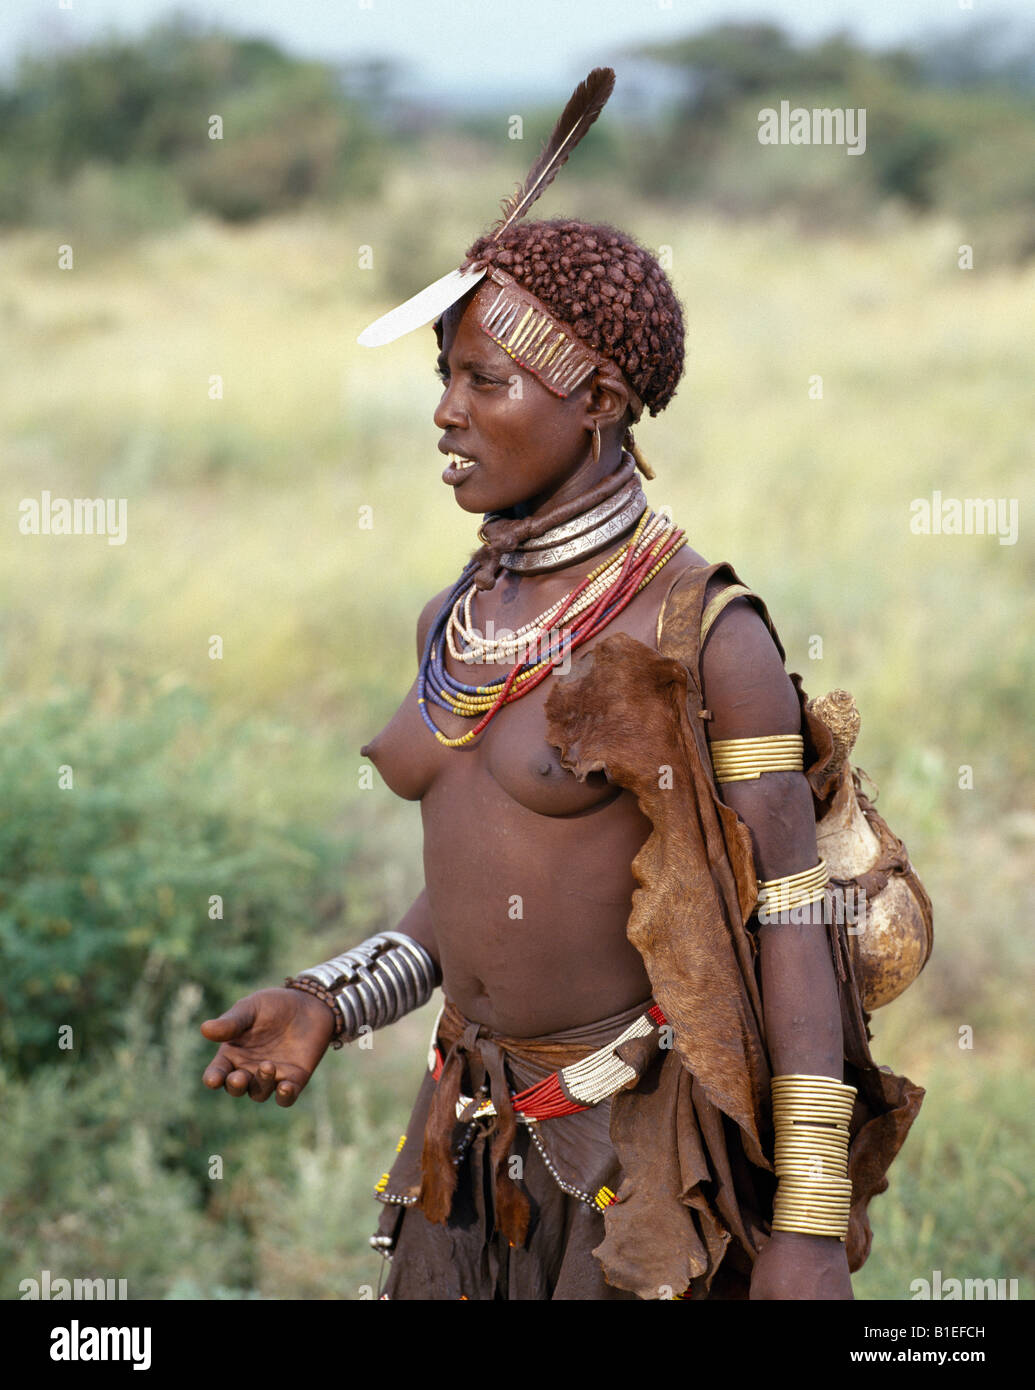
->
[[1, 177, 1032, 1299]]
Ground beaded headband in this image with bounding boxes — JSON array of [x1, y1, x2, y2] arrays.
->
[[472, 267, 645, 417], [357, 68, 639, 414]]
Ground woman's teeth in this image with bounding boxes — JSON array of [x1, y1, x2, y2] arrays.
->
[[448, 453, 477, 470]]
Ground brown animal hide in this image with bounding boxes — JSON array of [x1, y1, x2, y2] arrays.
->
[[543, 562, 924, 1296]]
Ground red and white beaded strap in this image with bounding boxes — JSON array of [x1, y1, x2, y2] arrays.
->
[[438, 1004, 668, 1123]]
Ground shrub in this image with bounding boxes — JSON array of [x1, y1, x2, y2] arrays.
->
[[0, 681, 345, 1075]]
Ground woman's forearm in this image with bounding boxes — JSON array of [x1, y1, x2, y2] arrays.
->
[[721, 772, 842, 1080], [757, 917, 843, 1079]]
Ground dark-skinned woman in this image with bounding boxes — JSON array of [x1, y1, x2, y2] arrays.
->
[[200, 70, 920, 1301]]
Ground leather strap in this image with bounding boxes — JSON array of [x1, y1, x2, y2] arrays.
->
[[700, 584, 757, 645], [654, 562, 785, 666]]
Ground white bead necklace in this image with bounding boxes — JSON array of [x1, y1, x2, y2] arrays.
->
[[447, 509, 673, 665]]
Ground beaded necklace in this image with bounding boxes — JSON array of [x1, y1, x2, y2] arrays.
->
[[446, 509, 671, 664], [417, 507, 686, 748]]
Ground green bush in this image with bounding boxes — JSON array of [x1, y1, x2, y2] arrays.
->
[[0, 681, 345, 1075], [173, 66, 371, 223], [0, 987, 255, 1297]]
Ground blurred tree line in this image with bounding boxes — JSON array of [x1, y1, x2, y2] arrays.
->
[[2, 13, 1033, 256], [626, 20, 1035, 258], [0, 14, 387, 232]]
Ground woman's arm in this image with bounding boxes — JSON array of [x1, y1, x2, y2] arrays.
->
[[392, 887, 442, 985], [700, 592, 853, 1299], [200, 891, 441, 1105]]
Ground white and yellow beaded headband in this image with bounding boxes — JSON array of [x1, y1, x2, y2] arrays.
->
[[454, 266, 644, 416], [356, 67, 643, 420]]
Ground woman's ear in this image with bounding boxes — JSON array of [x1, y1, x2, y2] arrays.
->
[[585, 368, 632, 432]]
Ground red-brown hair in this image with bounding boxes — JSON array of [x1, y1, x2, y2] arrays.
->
[[462, 217, 685, 416]]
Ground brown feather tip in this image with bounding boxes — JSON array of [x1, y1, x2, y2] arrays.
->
[[489, 66, 616, 243]]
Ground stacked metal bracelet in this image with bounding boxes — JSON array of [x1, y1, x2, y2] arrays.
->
[[755, 859, 829, 923], [286, 932, 437, 1050], [709, 733, 804, 785], [771, 1074, 857, 1241]]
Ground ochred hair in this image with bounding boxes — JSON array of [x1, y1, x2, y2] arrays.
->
[[462, 218, 685, 416]]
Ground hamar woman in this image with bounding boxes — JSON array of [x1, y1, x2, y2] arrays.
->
[[200, 69, 931, 1301]]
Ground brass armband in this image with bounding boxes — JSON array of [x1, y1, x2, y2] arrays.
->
[[754, 859, 829, 922], [709, 734, 803, 785], [771, 1074, 857, 1241]]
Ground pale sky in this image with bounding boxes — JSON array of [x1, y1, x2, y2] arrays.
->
[[3, 0, 1032, 101]]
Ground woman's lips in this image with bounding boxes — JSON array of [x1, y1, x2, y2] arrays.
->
[[441, 451, 480, 485]]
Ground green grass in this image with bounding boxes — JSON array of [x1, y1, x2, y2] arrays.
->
[[1, 191, 1031, 1299]]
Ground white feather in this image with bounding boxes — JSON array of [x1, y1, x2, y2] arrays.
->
[[357, 266, 487, 347]]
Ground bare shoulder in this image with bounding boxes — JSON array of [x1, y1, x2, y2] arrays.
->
[[699, 576, 800, 740]]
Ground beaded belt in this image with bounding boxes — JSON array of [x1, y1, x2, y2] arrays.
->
[[428, 1004, 668, 1124]]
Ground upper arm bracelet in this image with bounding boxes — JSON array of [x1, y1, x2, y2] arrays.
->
[[709, 738, 828, 922], [709, 734, 803, 784]]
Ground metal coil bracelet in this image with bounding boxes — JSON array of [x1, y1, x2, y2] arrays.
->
[[289, 932, 437, 1044]]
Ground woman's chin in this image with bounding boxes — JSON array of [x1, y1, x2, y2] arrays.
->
[[448, 479, 515, 515], [448, 484, 489, 514]]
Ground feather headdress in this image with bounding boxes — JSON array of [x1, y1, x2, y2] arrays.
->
[[486, 66, 615, 246], [357, 68, 617, 350]]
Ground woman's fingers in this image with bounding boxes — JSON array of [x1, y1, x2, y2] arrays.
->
[[203, 1057, 286, 1100], [275, 1079, 301, 1108], [202, 1056, 234, 1090], [248, 1060, 278, 1103], [200, 998, 257, 1043], [199, 992, 316, 1104], [200, 1000, 264, 1094]]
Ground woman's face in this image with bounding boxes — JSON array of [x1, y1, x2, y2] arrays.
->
[[433, 284, 595, 517]]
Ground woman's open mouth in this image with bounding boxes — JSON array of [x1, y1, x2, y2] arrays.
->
[[442, 452, 480, 485]]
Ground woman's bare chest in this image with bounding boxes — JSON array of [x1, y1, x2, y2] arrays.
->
[[362, 661, 618, 816], [360, 566, 680, 817]]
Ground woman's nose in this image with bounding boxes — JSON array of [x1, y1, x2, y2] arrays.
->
[[433, 381, 468, 430]]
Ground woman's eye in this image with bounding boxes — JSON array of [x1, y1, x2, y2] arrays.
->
[[434, 368, 497, 387]]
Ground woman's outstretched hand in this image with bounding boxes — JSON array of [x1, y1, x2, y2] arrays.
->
[[200, 987, 337, 1106]]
